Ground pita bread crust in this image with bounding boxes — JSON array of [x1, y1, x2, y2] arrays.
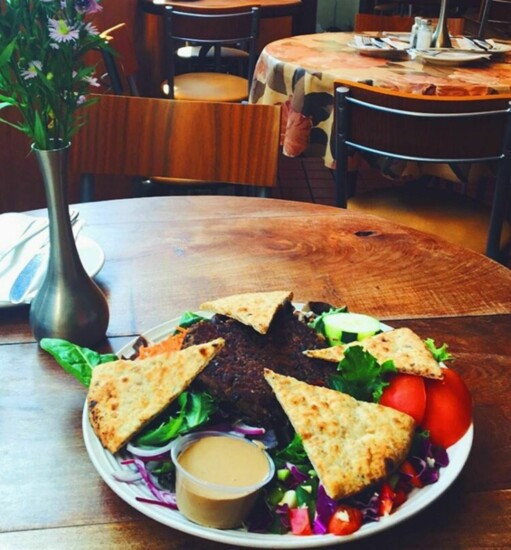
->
[[88, 338, 224, 454], [264, 369, 415, 500], [199, 290, 293, 334], [304, 327, 443, 379]]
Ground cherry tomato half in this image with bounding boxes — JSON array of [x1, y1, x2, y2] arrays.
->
[[421, 368, 472, 448], [327, 505, 363, 536], [380, 373, 427, 424]]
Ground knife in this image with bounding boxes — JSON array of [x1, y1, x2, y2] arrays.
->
[[8, 211, 81, 304]]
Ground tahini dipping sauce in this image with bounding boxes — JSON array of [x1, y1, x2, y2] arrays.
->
[[172, 432, 274, 528]]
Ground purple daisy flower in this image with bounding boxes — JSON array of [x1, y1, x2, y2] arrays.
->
[[84, 22, 99, 36], [21, 61, 43, 80], [48, 18, 80, 43]]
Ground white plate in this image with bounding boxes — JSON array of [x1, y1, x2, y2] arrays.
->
[[0, 235, 105, 308], [83, 314, 474, 548], [348, 40, 410, 60], [416, 50, 491, 65]]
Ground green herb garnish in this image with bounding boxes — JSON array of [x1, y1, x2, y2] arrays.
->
[[329, 345, 396, 402]]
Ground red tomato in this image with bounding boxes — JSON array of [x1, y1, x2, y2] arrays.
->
[[421, 368, 472, 448], [380, 374, 427, 424], [289, 507, 312, 536], [327, 505, 363, 536]]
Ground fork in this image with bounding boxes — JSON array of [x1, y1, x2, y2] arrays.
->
[[360, 36, 378, 48]]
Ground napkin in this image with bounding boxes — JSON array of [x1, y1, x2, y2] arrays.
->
[[353, 35, 408, 51], [455, 37, 497, 51], [0, 211, 82, 304]]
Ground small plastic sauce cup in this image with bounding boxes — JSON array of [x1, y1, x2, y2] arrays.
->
[[171, 431, 275, 529]]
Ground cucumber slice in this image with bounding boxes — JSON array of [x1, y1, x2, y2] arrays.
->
[[323, 312, 381, 346]]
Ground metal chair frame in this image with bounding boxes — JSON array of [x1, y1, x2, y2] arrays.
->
[[477, 0, 511, 37], [334, 85, 511, 260]]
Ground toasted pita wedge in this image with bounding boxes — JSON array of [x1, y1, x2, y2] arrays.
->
[[264, 369, 415, 500], [88, 338, 224, 454], [304, 327, 443, 379], [199, 290, 293, 334]]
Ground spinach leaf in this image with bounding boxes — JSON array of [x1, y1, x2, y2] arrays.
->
[[329, 345, 396, 402], [40, 338, 117, 387], [134, 391, 217, 447], [275, 433, 311, 470], [175, 311, 208, 331], [425, 338, 453, 363]]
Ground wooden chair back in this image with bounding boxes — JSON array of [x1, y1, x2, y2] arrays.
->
[[354, 13, 465, 34], [70, 94, 281, 195], [333, 80, 511, 259]]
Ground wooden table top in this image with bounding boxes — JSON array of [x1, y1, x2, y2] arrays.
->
[[2, 196, 510, 549]]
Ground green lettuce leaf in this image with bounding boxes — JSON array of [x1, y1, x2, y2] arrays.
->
[[425, 338, 453, 363]]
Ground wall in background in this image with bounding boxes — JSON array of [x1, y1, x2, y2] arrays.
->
[[316, 0, 359, 31]]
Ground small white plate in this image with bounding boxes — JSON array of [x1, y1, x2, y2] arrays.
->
[[83, 314, 474, 548], [416, 50, 491, 65], [0, 235, 105, 308], [348, 41, 410, 60]]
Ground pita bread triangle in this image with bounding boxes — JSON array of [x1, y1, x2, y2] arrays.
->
[[264, 369, 415, 500], [88, 338, 224, 454], [304, 327, 444, 379], [199, 290, 293, 334]]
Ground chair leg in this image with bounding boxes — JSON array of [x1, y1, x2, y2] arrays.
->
[[79, 174, 95, 202], [255, 187, 271, 198], [486, 167, 510, 261]]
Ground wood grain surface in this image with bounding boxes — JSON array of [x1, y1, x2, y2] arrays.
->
[[1, 196, 510, 549]]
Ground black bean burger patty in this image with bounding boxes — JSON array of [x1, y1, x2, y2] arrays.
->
[[183, 301, 335, 429]]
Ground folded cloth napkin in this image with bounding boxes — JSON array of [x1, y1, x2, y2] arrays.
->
[[0, 211, 82, 304]]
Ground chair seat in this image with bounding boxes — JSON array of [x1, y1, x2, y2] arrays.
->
[[162, 73, 249, 102], [348, 186, 511, 255]]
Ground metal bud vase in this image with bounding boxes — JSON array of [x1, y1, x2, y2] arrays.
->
[[431, 0, 452, 48], [30, 142, 109, 347]]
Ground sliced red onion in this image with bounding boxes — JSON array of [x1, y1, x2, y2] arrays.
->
[[112, 469, 143, 483], [136, 496, 178, 509], [285, 462, 309, 486], [127, 439, 175, 458], [133, 458, 178, 508], [232, 420, 266, 436]]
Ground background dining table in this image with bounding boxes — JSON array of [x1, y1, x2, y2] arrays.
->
[[2, 196, 511, 548], [250, 31, 511, 167]]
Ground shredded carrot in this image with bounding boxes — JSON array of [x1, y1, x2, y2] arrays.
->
[[137, 326, 188, 359]]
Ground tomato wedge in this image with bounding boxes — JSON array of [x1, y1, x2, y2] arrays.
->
[[421, 368, 472, 448], [289, 507, 313, 536], [380, 373, 427, 424], [327, 505, 363, 536]]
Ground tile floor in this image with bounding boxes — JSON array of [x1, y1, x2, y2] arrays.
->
[[274, 152, 510, 267]]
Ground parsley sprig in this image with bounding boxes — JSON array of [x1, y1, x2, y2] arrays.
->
[[328, 345, 396, 402]]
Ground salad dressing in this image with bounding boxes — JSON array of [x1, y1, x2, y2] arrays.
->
[[173, 433, 274, 528]]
